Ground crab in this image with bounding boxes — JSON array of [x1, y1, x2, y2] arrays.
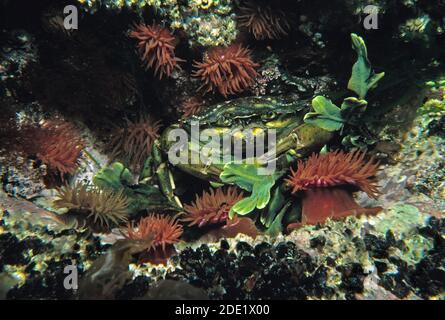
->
[[148, 95, 332, 223]]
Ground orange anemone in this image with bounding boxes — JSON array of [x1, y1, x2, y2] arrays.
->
[[183, 187, 244, 228], [25, 120, 85, 177], [180, 96, 207, 119], [109, 114, 162, 171], [193, 44, 259, 97], [125, 213, 183, 264], [237, 2, 290, 40], [285, 150, 382, 229], [129, 23, 183, 79]]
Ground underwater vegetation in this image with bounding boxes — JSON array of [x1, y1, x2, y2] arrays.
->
[[0, 0, 444, 301]]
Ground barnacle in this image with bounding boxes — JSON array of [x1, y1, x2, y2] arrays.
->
[[54, 182, 129, 231], [285, 150, 382, 228], [183, 187, 244, 227], [237, 1, 290, 40], [109, 114, 162, 171], [193, 44, 259, 97], [129, 23, 183, 79]]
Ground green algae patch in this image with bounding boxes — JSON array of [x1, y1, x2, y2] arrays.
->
[[372, 204, 430, 238]]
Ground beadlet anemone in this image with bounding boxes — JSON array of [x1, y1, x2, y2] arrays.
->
[[129, 23, 183, 79], [183, 187, 244, 228], [237, 1, 290, 40], [285, 150, 382, 230], [124, 213, 183, 265], [24, 120, 85, 178], [193, 44, 259, 97], [183, 187, 258, 241]]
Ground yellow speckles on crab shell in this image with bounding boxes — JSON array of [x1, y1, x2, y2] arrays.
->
[[206, 127, 231, 135], [232, 128, 266, 139], [232, 131, 245, 140], [200, 128, 266, 140], [251, 127, 265, 136], [265, 118, 294, 129]]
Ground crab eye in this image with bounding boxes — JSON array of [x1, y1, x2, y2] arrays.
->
[[261, 111, 277, 121]]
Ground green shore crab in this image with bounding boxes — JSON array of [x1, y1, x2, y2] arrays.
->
[[155, 95, 331, 184], [147, 95, 333, 231]]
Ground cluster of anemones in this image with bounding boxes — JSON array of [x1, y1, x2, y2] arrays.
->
[[127, 3, 293, 98], [129, 22, 260, 98], [285, 150, 382, 230]]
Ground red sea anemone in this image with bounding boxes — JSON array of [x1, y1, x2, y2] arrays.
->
[[237, 2, 290, 40], [26, 120, 85, 177], [129, 23, 183, 79], [180, 96, 207, 119], [285, 150, 382, 228], [183, 187, 244, 227], [193, 44, 259, 97], [124, 213, 183, 264], [183, 187, 258, 241], [109, 114, 162, 171]]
